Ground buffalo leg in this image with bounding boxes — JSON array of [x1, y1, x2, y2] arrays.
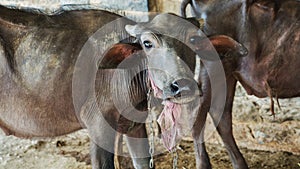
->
[[90, 141, 115, 169], [193, 81, 212, 169], [209, 78, 248, 169], [125, 124, 150, 169], [86, 109, 117, 169], [193, 109, 212, 169]]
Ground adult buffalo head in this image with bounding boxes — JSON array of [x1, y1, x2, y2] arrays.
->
[[181, 0, 249, 38]]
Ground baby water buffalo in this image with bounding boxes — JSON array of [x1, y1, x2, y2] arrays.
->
[[182, 0, 300, 169], [0, 5, 243, 169]]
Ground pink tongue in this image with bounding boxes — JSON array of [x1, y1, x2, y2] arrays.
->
[[148, 72, 182, 151], [157, 101, 181, 151]]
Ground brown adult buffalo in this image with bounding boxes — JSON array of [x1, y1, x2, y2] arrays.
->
[[182, 0, 300, 169], [0, 5, 248, 169]]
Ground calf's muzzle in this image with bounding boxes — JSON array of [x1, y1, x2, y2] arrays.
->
[[164, 78, 198, 100]]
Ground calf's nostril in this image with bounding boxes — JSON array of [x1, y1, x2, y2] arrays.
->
[[170, 79, 196, 97]]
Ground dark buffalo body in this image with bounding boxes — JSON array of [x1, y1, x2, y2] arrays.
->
[[183, 0, 300, 98], [0, 6, 151, 169], [0, 5, 132, 137], [181, 0, 300, 169]]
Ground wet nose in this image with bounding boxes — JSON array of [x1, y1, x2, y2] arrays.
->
[[170, 79, 196, 98]]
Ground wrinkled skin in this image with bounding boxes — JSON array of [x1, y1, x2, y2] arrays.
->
[[182, 0, 300, 169]]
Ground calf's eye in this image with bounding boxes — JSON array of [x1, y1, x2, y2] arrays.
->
[[143, 40, 153, 49]]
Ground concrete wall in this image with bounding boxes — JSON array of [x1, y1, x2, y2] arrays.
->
[[0, 0, 149, 21], [0, 0, 149, 13], [0, 0, 191, 21]]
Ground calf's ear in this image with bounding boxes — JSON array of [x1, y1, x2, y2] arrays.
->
[[209, 35, 248, 59], [99, 43, 142, 69], [196, 35, 248, 60], [125, 24, 144, 37]]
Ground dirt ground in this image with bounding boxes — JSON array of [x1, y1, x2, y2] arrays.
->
[[0, 83, 299, 169]]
